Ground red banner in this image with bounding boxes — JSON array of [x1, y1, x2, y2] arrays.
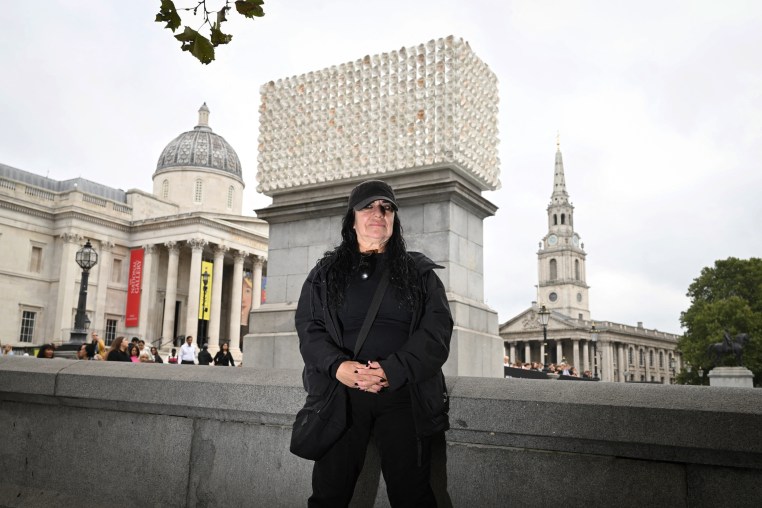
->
[[125, 248, 144, 327]]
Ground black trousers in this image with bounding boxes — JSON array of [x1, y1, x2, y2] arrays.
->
[[309, 387, 436, 508]]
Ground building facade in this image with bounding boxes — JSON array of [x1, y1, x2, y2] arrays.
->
[[0, 105, 267, 357], [500, 143, 681, 382]]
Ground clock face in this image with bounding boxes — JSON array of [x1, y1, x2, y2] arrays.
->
[[549, 292, 558, 302], [577, 292, 583, 302], [572, 234, 580, 246], [548, 234, 558, 246]]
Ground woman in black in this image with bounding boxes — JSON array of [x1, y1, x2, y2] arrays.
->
[[213, 342, 235, 366], [295, 180, 453, 507], [106, 336, 130, 362]]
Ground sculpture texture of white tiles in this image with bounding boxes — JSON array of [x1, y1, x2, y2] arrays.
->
[[256, 35, 500, 194]]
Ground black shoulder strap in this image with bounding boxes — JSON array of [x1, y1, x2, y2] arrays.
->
[[353, 268, 390, 359]]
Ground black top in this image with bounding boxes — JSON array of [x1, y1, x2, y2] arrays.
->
[[337, 252, 413, 362], [107, 349, 130, 362], [214, 351, 235, 366], [198, 350, 213, 365]]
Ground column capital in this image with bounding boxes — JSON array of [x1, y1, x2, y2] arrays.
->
[[234, 250, 249, 262], [252, 254, 265, 268], [61, 232, 82, 244], [165, 241, 179, 254], [188, 238, 208, 251], [214, 244, 230, 257], [100, 240, 115, 252], [142, 244, 157, 255]]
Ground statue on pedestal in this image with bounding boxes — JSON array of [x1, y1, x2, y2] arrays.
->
[[707, 331, 749, 367]]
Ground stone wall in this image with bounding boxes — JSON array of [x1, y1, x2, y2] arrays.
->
[[1, 356, 760, 507]]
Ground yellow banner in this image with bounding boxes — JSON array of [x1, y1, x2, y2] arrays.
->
[[198, 261, 213, 320]]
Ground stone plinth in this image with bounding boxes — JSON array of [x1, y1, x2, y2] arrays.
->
[[708, 366, 755, 388], [245, 36, 503, 377]]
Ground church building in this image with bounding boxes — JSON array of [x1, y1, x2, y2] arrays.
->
[[499, 143, 681, 383], [0, 105, 268, 357]]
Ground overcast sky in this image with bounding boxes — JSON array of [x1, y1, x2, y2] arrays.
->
[[2, 1, 760, 334]]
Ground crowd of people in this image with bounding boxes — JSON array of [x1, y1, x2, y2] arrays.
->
[[503, 356, 594, 378], [1, 333, 238, 366]]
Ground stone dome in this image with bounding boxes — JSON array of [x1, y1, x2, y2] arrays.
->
[[155, 104, 242, 181]]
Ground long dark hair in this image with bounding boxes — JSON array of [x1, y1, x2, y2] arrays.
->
[[318, 209, 421, 310]]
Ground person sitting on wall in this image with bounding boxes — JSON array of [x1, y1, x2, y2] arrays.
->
[[106, 337, 130, 362], [37, 344, 55, 359]]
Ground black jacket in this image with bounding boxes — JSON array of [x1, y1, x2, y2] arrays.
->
[[295, 251, 453, 437]]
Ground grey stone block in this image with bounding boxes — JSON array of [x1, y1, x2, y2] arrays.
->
[[450, 203, 468, 238], [0, 356, 67, 396], [400, 204, 424, 235], [467, 213, 483, 246], [423, 202, 449, 232]]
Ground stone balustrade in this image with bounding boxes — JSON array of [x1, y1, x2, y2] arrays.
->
[[1, 356, 760, 507]]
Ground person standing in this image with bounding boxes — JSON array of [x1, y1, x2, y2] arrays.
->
[[213, 342, 235, 366], [106, 337, 130, 362], [295, 180, 453, 507], [198, 345, 213, 365], [179, 336, 197, 365], [150, 346, 164, 363]]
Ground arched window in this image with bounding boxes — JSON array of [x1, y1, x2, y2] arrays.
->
[[161, 179, 169, 199], [659, 351, 664, 368], [639, 349, 645, 366], [549, 259, 557, 280], [194, 179, 203, 203], [561, 213, 565, 225], [628, 347, 634, 365], [649, 350, 654, 367], [553, 214, 558, 225], [575, 259, 580, 280], [227, 186, 234, 209]]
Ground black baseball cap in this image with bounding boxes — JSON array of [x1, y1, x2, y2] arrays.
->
[[348, 180, 398, 211]]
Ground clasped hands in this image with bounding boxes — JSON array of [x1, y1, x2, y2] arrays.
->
[[336, 360, 389, 393]]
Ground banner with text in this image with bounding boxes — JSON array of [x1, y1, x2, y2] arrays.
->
[[125, 248, 144, 327]]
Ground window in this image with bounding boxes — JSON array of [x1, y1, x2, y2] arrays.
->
[[639, 349, 645, 366], [19, 310, 36, 342], [553, 214, 558, 225], [649, 350, 654, 367], [194, 179, 203, 203], [112, 258, 123, 283], [161, 179, 169, 199], [29, 246, 43, 273], [549, 259, 557, 280], [227, 186, 234, 209], [659, 351, 664, 368], [561, 213, 566, 225], [628, 347, 634, 365], [574, 259, 580, 280], [105, 319, 117, 344]]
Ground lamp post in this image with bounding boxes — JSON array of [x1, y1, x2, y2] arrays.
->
[[201, 269, 210, 347], [669, 357, 676, 384], [590, 322, 599, 380], [70, 240, 98, 344], [538, 305, 550, 370], [698, 366, 704, 385]]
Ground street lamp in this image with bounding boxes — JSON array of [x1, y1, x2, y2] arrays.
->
[[70, 240, 98, 344], [669, 357, 676, 384], [590, 322, 599, 380], [201, 269, 210, 347], [538, 305, 550, 370]]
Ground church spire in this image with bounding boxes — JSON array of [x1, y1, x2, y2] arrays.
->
[[551, 138, 569, 205]]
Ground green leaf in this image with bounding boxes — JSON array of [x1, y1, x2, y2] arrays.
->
[[217, 6, 230, 24], [235, 0, 265, 18], [174, 27, 215, 64], [210, 23, 233, 47], [155, 0, 182, 32]]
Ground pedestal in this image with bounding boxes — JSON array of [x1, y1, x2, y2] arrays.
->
[[708, 366, 754, 388]]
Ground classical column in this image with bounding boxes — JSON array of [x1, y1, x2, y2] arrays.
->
[[252, 255, 264, 309], [582, 341, 590, 373], [93, 240, 114, 334], [185, 239, 207, 343], [524, 343, 531, 364], [228, 250, 247, 356], [161, 242, 180, 347], [617, 343, 626, 383], [540, 342, 546, 366], [208, 245, 228, 354], [138, 245, 156, 344], [572, 339, 580, 371], [556, 341, 563, 365], [509, 344, 517, 366], [53, 233, 82, 341]]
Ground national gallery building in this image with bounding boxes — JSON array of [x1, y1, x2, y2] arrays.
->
[[0, 105, 267, 357], [500, 145, 682, 383]]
